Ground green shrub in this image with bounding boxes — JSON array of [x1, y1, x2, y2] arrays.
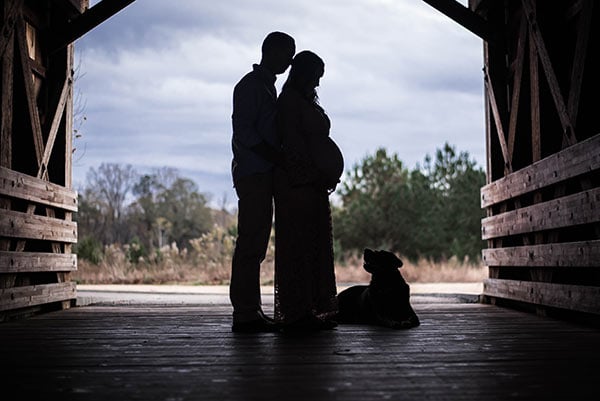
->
[[75, 236, 104, 265]]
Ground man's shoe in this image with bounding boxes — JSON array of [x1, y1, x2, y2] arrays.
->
[[257, 310, 276, 323], [232, 315, 280, 333]]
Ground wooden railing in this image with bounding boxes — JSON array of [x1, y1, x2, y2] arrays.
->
[[0, 166, 77, 315], [480, 134, 600, 315]]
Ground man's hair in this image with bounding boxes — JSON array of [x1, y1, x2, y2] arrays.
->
[[262, 31, 295, 55]]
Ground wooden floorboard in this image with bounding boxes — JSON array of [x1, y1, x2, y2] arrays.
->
[[1, 303, 599, 400]]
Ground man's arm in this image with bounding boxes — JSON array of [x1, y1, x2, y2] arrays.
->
[[232, 80, 262, 149]]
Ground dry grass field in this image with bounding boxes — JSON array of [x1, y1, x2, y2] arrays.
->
[[73, 242, 487, 285]]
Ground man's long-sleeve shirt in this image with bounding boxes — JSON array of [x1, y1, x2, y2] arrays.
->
[[231, 64, 279, 185]]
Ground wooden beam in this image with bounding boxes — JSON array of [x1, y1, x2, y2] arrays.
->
[[484, 279, 600, 315], [482, 187, 600, 240], [0, 0, 23, 59], [16, 19, 44, 167], [51, 0, 135, 52], [421, 0, 494, 42], [529, 30, 541, 162], [567, 0, 593, 128], [521, 0, 576, 147], [65, 44, 74, 189], [482, 240, 600, 267], [483, 42, 493, 185], [65, 0, 89, 14], [0, 166, 78, 211], [0, 251, 77, 273], [64, 45, 75, 255], [1, 28, 14, 169], [484, 70, 512, 172], [481, 133, 600, 208], [566, 0, 586, 20], [0, 282, 76, 311], [0, 209, 77, 243], [507, 16, 527, 164], [37, 77, 71, 180]]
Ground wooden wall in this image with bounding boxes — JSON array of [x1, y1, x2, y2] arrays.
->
[[0, 0, 87, 320], [474, 0, 600, 315]]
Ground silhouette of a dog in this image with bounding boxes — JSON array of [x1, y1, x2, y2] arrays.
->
[[336, 248, 419, 329]]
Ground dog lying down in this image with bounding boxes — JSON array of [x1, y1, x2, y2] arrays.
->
[[336, 248, 420, 329]]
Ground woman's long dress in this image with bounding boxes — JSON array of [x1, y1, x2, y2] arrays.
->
[[274, 88, 339, 324]]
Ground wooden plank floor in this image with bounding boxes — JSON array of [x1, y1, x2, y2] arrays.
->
[[1, 302, 599, 400]]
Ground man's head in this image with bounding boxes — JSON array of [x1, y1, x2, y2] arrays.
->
[[261, 31, 295, 75]]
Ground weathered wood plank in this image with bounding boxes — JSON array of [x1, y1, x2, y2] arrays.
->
[[421, 0, 494, 42], [65, 43, 74, 189], [482, 187, 600, 239], [480, 133, 600, 208], [506, 15, 527, 162], [484, 69, 511, 172], [522, 0, 576, 147], [529, 30, 541, 162], [0, 0, 23, 59], [0, 209, 77, 243], [38, 77, 70, 179], [567, 0, 593, 128], [0, 281, 75, 311], [1, 303, 599, 400], [65, 0, 88, 14], [484, 278, 600, 314], [16, 18, 44, 166], [1, 9, 15, 170], [51, 0, 136, 52], [0, 251, 76, 273], [483, 41, 493, 185], [482, 240, 600, 267], [0, 166, 78, 211]]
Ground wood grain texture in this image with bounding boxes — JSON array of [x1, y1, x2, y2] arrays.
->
[[0, 282, 75, 311], [0, 302, 598, 400], [522, 0, 576, 146], [0, 209, 77, 243], [480, 133, 600, 208], [481, 187, 600, 239], [484, 278, 600, 314], [0, 166, 78, 211], [0, 251, 77, 273], [482, 240, 600, 267]]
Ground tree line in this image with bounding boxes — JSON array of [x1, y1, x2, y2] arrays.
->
[[333, 143, 486, 262], [75, 165, 217, 263], [75, 143, 485, 264]]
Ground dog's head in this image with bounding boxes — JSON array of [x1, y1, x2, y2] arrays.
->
[[363, 248, 403, 274]]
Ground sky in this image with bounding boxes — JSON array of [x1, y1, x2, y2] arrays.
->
[[74, 0, 486, 209]]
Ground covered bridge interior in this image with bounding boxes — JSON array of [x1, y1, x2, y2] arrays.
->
[[0, 0, 599, 399]]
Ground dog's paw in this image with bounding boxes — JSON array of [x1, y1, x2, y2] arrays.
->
[[385, 315, 420, 329], [395, 316, 420, 329], [377, 317, 404, 329]]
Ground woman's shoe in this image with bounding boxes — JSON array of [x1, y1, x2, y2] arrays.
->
[[232, 312, 281, 333], [283, 314, 337, 333]]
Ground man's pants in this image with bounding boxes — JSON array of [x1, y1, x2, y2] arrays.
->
[[230, 172, 274, 322]]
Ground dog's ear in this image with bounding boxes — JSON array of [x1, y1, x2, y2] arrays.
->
[[379, 250, 403, 269]]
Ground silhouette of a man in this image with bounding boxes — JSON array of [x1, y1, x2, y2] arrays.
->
[[230, 32, 295, 333]]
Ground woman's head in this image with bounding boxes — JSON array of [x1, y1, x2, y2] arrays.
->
[[283, 50, 325, 103]]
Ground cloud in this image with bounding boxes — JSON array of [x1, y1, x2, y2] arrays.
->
[[75, 0, 486, 208]]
